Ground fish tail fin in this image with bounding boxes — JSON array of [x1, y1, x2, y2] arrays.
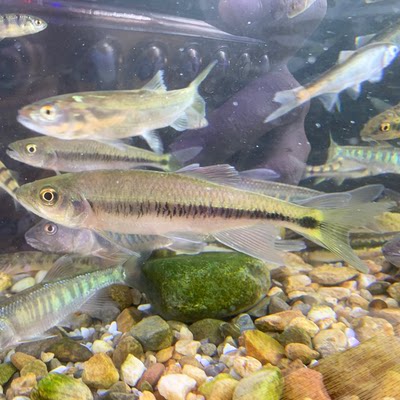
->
[[168, 146, 203, 171], [299, 201, 393, 273], [264, 86, 307, 123]]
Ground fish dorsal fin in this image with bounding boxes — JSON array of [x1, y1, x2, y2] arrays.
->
[[239, 168, 280, 181], [298, 193, 352, 208], [355, 34, 376, 49], [337, 50, 354, 64], [176, 164, 241, 186], [142, 70, 167, 92]]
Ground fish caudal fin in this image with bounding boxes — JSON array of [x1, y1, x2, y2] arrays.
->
[[299, 201, 394, 273], [264, 86, 307, 124]]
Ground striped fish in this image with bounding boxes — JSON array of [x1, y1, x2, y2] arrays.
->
[[0, 14, 47, 40], [0, 261, 129, 349], [0, 160, 19, 200]]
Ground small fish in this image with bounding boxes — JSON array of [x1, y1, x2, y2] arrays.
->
[[0, 14, 47, 40], [264, 43, 399, 123], [0, 259, 135, 349], [17, 61, 217, 154], [383, 234, 400, 267], [0, 160, 19, 201], [361, 102, 400, 142], [25, 220, 205, 257], [14, 164, 393, 272], [287, 0, 317, 18], [7, 136, 201, 173]]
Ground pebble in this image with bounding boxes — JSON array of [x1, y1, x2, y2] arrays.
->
[[157, 374, 197, 400], [113, 335, 144, 369], [11, 353, 37, 370], [285, 343, 320, 364], [82, 353, 119, 389], [353, 316, 394, 342], [175, 340, 201, 357], [116, 307, 142, 333], [137, 362, 165, 390], [367, 281, 390, 295], [190, 319, 225, 345], [232, 356, 262, 378], [308, 305, 337, 323], [309, 264, 357, 285], [0, 363, 17, 386], [40, 352, 54, 363], [287, 317, 319, 337], [278, 326, 312, 348], [120, 354, 146, 387], [232, 366, 283, 400], [243, 330, 285, 365], [255, 310, 303, 332], [268, 296, 290, 314], [318, 287, 351, 300], [139, 392, 156, 400], [11, 277, 36, 293], [35, 270, 48, 284], [200, 343, 217, 357], [199, 373, 237, 399], [156, 346, 174, 363], [388, 282, 400, 301], [92, 339, 114, 354], [129, 316, 173, 352], [284, 275, 312, 292], [46, 338, 93, 362], [182, 364, 207, 386], [7, 373, 37, 399], [313, 328, 347, 357], [20, 360, 48, 380], [0, 272, 12, 292]]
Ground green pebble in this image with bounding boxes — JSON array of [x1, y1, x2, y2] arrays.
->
[[0, 362, 17, 385], [199, 373, 237, 398], [190, 318, 225, 345], [142, 252, 271, 322], [278, 326, 312, 348]]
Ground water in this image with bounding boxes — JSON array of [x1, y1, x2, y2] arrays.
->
[[0, 0, 399, 396]]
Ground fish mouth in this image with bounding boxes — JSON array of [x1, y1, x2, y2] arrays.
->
[[6, 148, 21, 162]]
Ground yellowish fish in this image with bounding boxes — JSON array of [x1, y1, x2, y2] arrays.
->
[[17, 61, 217, 153], [264, 43, 399, 123], [14, 164, 393, 272], [0, 14, 47, 40]]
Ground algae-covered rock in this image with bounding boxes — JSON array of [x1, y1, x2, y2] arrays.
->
[[142, 252, 271, 322], [129, 315, 173, 352], [46, 338, 93, 362], [199, 373, 238, 399], [190, 319, 225, 345], [0, 362, 17, 385], [31, 373, 93, 400], [233, 366, 283, 400], [243, 330, 285, 365]]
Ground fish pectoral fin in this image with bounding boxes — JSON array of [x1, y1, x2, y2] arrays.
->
[[239, 168, 280, 181], [79, 288, 120, 318], [297, 193, 352, 208], [318, 93, 340, 112], [167, 238, 207, 254], [354, 33, 375, 49], [368, 70, 384, 83], [171, 94, 208, 131], [175, 164, 241, 185], [142, 130, 164, 154], [142, 70, 167, 92], [346, 84, 362, 100], [337, 50, 354, 64], [42, 255, 84, 282], [213, 223, 285, 266]]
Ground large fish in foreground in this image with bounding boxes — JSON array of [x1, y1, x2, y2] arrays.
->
[[0, 14, 47, 40], [0, 260, 133, 349], [264, 43, 399, 123], [17, 61, 217, 154], [15, 165, 392, 272]]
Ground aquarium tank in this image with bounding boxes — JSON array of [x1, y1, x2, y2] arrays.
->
[[0, 0, 398, 398]]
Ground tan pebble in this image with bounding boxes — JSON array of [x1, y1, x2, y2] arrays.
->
[[182, 364, 207, 386], [340, 281, 357, 290], [186, 394, 205, 400], [353, 316, 394, 342], [388, 283, 400, 302], [11, 353, 37, 370], [11, 277, 36, 293], [285, 343, 320, 364], [359, 289, 373, 302], [232, 356, 262, 378], [0, 272, 12, 291], [308, 305, 336, 323], [92, 339, 113, 354], [139, 391, 156, 400], [156, 346, 174, 363], [285, 275, 312, 292], [267, 287, 284, 297], [283, 368, 331, 400], [175, 340, 201, 357], [206, 378, 238, 400], [347, 294, 370, 309], [178, 327, 193, 341], [158, 374, 196, 400], [316, 318, 336, 330], [20, 360, 48, 380], [364, 259, 382, 274], [385, 298, 399, 308], [287, 290, 309, 301], [165, 364, 182, 375], [7, 373, 36, 398], [318, 287, 351, 300], [116, 307, 141, 333], [288, 317, 319, 338], [330, 322, 347, 332], [82, 353, 119, 389], [313, 328, 347, 358], [309, 264, 357, 285], [255, 310, 303, 332], [40, 352, 54, 363], [310, 283, 320, 291]]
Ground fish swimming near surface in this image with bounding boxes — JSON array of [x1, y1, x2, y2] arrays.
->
[[14, 164, 393, 273], [0, 258, 136, 349], [0, 14, 47, 40], [7, 136, 201, 173], [361, 101, 400, 142], [17, 61, 217, 154], [264, 43, 399, 123]]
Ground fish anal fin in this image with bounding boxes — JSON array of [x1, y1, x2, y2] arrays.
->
[[213, 223, 285, 266], [176, 164, 241, 185], [347, 84, 362, 100], [141, 130, 164, 154], [319, 93, 341, 112], [142, 70, 167, 92]]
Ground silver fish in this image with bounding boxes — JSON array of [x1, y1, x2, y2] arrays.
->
[[0, 14, 47, 40]]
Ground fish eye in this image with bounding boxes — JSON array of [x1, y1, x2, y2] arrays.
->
[[380, 122, 391, 132], [25, 144, 37, 154], [40, 105, 57, 121], [44, 223, 57, 235], [39, 188, 59, 206], [34, 19, 43, 26]]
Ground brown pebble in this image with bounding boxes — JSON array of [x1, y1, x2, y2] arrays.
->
[[113, 334, 144, 369], [369, 299, 388, 310], [156, 346, 174, 363], [6, 372, 37, 398], [178, 356, 204, 369], [137, 363, 165, 390], [116, 307, 142, 333], [11, 352, 37, 370]]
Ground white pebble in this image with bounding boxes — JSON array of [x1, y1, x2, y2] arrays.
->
[[308, 305, 337, 323], [50, 365, 69, 374], [11, 277, 36, 293], [348, 337, 360, 347], [158, 374, 197, 400], [121, 354, 146, 387], [199, 358, 211, 368], [67, 328, 81, 338], [92, 339, 113, 354], [178, 326, 194, 341], [80, 327, 91, 340], [101, 332, 114, 342], [138, 303, 152, 312], [40, 352, 54, 363], [223, 343, 237, 354], [108, 321, 119, 335]]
